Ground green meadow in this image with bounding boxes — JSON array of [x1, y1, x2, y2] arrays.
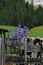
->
[[0, 25, 16, 36], [29, 26, 43, 38], [0, 25, 43, 38]]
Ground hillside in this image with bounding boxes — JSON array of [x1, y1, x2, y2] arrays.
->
[[0, 25, 43, 38], [29, 26, 43, 38], [0, 25, 16, 36]]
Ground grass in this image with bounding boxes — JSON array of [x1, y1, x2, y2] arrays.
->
[[29, 26, 43, 38], [0, 25, 43, 38], [0, 25, 16, 36], [9, 48, 20, 54]]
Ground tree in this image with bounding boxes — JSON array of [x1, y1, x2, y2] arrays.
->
[[0, 0, 43, 29], [36, 5, 43, 26]]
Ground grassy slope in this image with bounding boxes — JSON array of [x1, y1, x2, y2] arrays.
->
[[29, 26, 43, 38], [0, 25, 16, 36], [0, 25, 43, 38]]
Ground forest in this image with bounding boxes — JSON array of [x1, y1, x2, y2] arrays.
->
[[0, 0, 43, 29]]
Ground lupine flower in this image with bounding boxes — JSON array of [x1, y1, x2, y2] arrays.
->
[[17, 24, 23, 40], [12, 29, 18, 40], [18, 24, 21, 28], [23, 26, 28, 36]]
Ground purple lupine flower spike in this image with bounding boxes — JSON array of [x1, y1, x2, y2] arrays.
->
[[18, 24, 21, 28], [24, 26, 28, 37], [12, 29, 18, 40], [17, 24, 23, 40]]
